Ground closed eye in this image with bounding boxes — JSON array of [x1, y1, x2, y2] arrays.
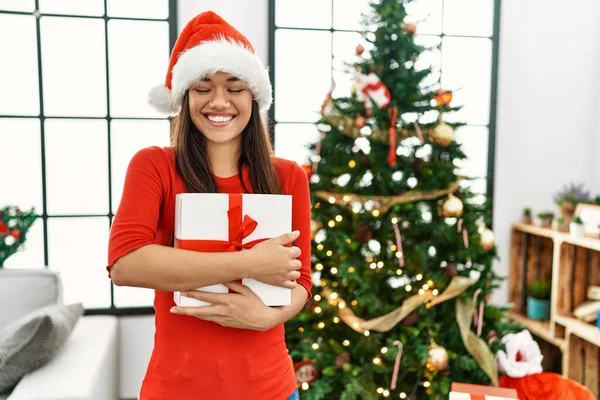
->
[[228, 89, 245, 93], [194, 89, 211, 94]]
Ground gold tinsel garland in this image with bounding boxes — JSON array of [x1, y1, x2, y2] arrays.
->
[[320, 276, 499, 385], [322, 101, 432, 145], [315, 182, 460, 214]]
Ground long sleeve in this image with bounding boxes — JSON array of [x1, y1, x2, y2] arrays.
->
[[107, 146, 167, 274], [286, 162, 313, 299]]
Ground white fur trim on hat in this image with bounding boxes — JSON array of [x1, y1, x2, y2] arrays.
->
[[148, 38, 272, 115]]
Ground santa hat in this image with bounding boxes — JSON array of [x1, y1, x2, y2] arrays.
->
[[148, 11, 272, 115]]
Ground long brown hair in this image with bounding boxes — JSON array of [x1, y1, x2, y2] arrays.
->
[[171, 91, 281, 194]]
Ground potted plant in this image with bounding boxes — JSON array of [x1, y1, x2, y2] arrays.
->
[[521, 207, 533, 224], [569, 216, 585, 238], [0, 206, 38, 268], [553, 217, 568, 233], [536, 212, 554, 228], [527, 280, 551, 321], [553, 182, 591, 222]]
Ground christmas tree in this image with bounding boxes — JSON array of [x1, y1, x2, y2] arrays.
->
[[285, 1, 520, 399]]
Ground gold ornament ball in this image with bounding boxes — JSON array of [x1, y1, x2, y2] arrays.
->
[[480, 228, 496, 251], [430, 122, 455, 147], [310, 220, 322, 240], [355, 44, 365, 56], [427, 345, 449, 371], [441, 194, 463, 218]]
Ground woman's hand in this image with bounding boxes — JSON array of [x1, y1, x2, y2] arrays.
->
[[246, 231, 302, 289], [170, 282, 278, 331]]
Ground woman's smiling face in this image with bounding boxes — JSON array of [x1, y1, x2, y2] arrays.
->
[[188, 71, 253, 146]]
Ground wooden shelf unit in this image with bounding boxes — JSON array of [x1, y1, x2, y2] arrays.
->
[[508, 223, 600, 397]]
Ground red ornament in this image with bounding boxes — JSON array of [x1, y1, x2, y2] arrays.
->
[[355, 44, 365, 56], [301, 163, 313, 179], [294, 359, 319, 384], [10, 229, 21, 240], [354, 115, 366, 128], [0, 222, 9, 235], [434, 89, 453, 106], [405, 23, 417, 34], [335, 352, 351, 368]]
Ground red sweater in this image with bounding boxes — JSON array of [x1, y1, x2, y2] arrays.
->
[[107, 146, 312, 400]]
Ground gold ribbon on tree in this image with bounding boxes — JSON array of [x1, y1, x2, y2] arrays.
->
[[321, 276, 499, 385], [315, 182, 460, 214]]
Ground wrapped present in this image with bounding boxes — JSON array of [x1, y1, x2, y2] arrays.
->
[[173, 193, 292, 307], [450, 382, 519, 400]]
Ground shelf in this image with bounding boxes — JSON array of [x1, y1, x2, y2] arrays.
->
[[555, 315, 600, 348], [513, 223, 600, 251], [508, 310, 565, 349], [512, 223, 556, 239]]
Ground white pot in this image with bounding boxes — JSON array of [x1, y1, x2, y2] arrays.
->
[[569, 223, 586, 238]]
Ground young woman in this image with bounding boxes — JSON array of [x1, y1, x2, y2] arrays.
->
[[107, 11, 311, 400]]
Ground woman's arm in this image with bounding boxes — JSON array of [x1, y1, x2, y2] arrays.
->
[[111, 232, 301, 292], [170, 282, 308, 330], [108, 147, 301, 291]]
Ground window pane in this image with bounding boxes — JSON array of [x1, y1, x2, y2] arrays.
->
[[0, 118, 42, 210], [276, 0, 332, 29], [107, 0, 168, 19], [332, 31, 365, 98], [0, 0, 35, 12], [333, 0, 372, 31], [108, 20, 170, 118], [39, 0, 104, 16], [114, 286, 154, 308], [0, 15, 39, 116], [274, 123, 321, 165], [405, 0, 443, 35], [275, 30, 331, 122], [441, 37, 492, 125], [2, 219, 44, 269], [47, 217, 111, 308], [443, 0, 494, 37], [40, 16, 107, 117], [110, 119, 170, 211], [414, 34, 441, 90], [45, 119, 108, 215], [454, 125, 489, 179]]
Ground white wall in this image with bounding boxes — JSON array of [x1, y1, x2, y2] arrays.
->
[[492, 0, 600, 304], [118, 2, 269, 398]]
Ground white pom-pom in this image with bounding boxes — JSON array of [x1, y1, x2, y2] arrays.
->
[[148, 85, 179, 115], [496, 330, 543, 378]]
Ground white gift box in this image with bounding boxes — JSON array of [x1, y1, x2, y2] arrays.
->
[[449, 383, 519, 400], [173, 193, 292, 307]]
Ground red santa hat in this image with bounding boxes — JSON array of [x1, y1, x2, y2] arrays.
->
[[148, 11, 272, 115]]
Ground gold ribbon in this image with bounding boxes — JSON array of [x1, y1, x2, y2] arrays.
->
[[315, 182, 460, 215], [456, 299, 499, 386], [322, 276, 474, 333], [321, 276, 499, 385]]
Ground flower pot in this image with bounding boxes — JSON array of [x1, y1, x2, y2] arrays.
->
[[560, 203, 576, 221], [527, 297, 550, 321], [539, 218, 553, 228], [521, 216, 533, 224], [570, 223, 586, 238]]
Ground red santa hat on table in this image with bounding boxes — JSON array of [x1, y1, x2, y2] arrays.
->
[[148, 11, 272, 115]]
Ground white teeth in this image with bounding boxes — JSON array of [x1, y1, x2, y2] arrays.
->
[[207, 115, 233, 123]]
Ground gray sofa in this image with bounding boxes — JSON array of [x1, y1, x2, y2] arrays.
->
[[0, 268, 119, 400]]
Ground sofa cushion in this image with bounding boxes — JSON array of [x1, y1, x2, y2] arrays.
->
[[0, 268, 62, 328], [0, 303, 83, 391]]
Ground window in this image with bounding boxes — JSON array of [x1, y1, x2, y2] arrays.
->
[[0, 0, 177, 314], [269, 0, 500, 198]]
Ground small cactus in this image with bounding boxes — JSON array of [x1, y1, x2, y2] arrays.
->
[[527, 280, 551, 300]]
